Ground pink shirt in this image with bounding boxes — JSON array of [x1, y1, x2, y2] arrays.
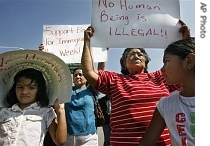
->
[[0, 103, 56, 146]]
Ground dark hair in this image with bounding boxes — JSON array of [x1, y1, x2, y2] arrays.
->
[[73, 68, 97, 97], [73, 67, 82, 75], [4, 68, 49, 107], [73, 67, 89, 87], [164, 37, 195, 59], [120, 48, 151, 75]]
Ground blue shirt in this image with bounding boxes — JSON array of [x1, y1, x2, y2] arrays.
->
[[65, 86, 96, 136]]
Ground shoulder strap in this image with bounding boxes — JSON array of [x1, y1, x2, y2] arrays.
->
[[87, 84, 98, 99]]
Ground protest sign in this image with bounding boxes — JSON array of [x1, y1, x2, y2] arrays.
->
[[42, 25, 107, 63], [91, 0, 181, 48]]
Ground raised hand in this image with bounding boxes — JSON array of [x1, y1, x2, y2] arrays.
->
[[179, 19, 191, 39], [53, 99, 65, 113], [84, 26, 94, 42]]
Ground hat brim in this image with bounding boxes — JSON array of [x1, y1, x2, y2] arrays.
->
[[0, 50, 72, 107]]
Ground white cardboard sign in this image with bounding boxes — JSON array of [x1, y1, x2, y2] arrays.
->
[[91, 0, 181, 48], [43, 25, 107, 63]]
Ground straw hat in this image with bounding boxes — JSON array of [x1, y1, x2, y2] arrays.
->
[[0, 50, 72, 107]]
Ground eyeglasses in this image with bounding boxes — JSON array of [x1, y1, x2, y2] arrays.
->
[[127, 51, 145, 58]]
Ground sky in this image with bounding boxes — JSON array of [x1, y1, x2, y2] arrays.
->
[[0, 0, 195, 73]]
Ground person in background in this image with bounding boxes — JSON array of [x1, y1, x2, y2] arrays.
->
[[139, 37, 195, 146], [0, 68, 67, 146], [64, 62, 105, 146], [98, 95, 111, 146], [81, 19, 190, 146], [98, 61, 111, 146], [39, 43, 44, 51]]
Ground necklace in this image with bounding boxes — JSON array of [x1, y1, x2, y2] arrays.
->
[[179, 94, 195, 108]]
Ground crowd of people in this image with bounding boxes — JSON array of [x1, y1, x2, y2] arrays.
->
[[0, 12, 194, 146]]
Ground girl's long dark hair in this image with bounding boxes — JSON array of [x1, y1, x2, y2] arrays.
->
[[4, 68, 49, 107]]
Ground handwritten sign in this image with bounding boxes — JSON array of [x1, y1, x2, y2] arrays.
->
[[43, 25, 107, 63], [91, 0, 181, 48]]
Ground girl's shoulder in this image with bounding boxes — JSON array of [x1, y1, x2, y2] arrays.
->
[[159, 90, 180, 103]]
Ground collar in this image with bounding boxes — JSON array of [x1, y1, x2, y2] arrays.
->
[[73, 86, 87, 94], [11, 102, 41, 111]]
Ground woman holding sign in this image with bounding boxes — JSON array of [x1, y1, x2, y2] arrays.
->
[[81, 20, 190, 146]]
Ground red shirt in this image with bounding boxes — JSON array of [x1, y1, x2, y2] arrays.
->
[[96, 70, 180, 146]]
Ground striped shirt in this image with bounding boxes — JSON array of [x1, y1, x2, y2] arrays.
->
[[96, 70, 180, 146]]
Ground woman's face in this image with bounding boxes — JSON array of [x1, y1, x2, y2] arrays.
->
[[124, 48, 147, 74], [73, 69, 87, 88], [15, 76, 38, 109]]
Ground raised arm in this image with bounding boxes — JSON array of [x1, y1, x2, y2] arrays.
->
[[81, 26, 99, 87]]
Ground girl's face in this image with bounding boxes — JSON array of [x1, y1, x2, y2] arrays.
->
[[124, 48, 146, 74], [15, 76, 38, 109], [73, 69, 87, 88], [162, 53, 186, 84]]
